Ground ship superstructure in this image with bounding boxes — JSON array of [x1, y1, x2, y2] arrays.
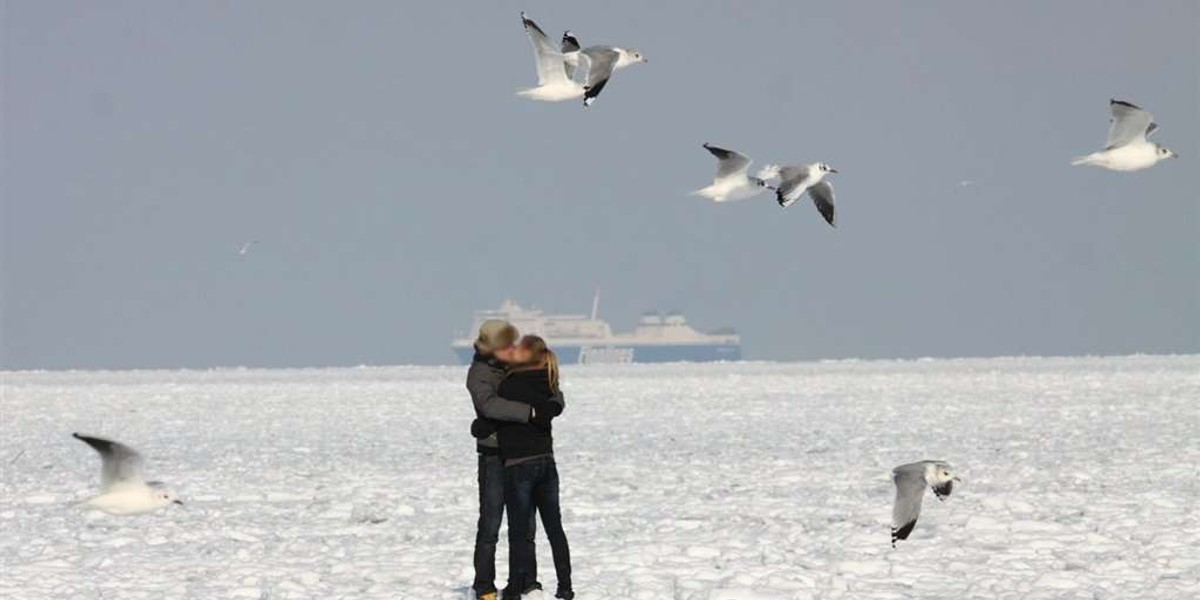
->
[[451, 294, 741, 364]]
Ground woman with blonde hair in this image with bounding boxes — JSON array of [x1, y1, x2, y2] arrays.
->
[[494, 336, 573, 600]]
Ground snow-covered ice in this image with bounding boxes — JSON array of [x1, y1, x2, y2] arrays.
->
[[2, 355, 1198, 599]]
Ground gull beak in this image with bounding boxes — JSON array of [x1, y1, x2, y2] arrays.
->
[[829, 168, 839, 174], [173, 500, 184, 506]]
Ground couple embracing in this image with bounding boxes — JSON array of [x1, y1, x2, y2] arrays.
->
[[466, 320, 574, 600]]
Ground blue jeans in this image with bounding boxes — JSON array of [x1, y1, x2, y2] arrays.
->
[[504, 456, 571, 596], [474, 454, 537, 595]]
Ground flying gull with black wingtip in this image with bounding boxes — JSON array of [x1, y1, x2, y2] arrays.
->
[[1072, 99, 1177, 171], [692, 143, 777, 203], [772, 162, 840, 227], [891, 460, 961, 547], [517, 12, 646, 107], [73, 433, 183, 515]]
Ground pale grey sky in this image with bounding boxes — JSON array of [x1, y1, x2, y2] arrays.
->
[[3, 1, 1197, 369]]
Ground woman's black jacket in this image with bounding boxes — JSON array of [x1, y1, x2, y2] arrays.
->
[[492, 368, 562, 460]]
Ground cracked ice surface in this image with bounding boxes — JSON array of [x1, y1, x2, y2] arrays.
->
[[2, 355, 1198, 599]]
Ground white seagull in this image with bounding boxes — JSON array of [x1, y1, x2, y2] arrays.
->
[[891, 460, 960, 547], [236, 241, 258, 256], [692, 143, 776, 202], [1072, 99, 1177, 171], [518, 13, 647, 107], [73, 433, 182, 515], [773, 162, 839, 227]]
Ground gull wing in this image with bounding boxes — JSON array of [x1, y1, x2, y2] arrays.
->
[[561, 31, 581, 53], [703, 143, 752, 181], [891, 464, 929, 546], [521, 12, 569, 86], [581, 47, 620, 105], [73, 433, 146, 491], [808, 181, 837, 227], [1106, 99, 1155, 149], [774, 166, 811, 208], [562, 31, 581, 79]]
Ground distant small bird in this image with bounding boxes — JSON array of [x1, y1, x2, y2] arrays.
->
[[692, 143, 775, 202], [1072, 99, 1177, 171], [237, 241, 258, 256], [73, 433, 182, 515], [772, 163, 839, 227], [518, 12, 646, 107], [891, 460, 960, 547]]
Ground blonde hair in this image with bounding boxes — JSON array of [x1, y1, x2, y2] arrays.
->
[[516, 335, 560, 394]]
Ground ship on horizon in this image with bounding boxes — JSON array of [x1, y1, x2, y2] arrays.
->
[[451, 294, 741, 364]]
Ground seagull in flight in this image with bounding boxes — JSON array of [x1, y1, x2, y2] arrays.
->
[[1072, 99, 1177, 171], [73, 433, 182, 515], [891, 460, 960, 547], [773, 162, 839, 227], [518, 12, 646, 107], [692, 143, 776, 202], [237, 241, 258, 257]]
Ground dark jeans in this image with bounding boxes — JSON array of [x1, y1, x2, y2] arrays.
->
[[474, 454, 537, 595], [504, 456, 571, 597]]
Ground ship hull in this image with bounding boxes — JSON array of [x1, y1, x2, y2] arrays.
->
[[452, 343, 741, 365]]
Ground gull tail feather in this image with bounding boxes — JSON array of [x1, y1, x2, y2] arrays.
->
[[1070, 154, 1095, 166]]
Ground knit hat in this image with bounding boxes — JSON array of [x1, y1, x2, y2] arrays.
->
[[475, 319, 519, 353]]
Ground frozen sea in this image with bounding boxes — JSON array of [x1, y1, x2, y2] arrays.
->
[[2, 355, 1198, 599]]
